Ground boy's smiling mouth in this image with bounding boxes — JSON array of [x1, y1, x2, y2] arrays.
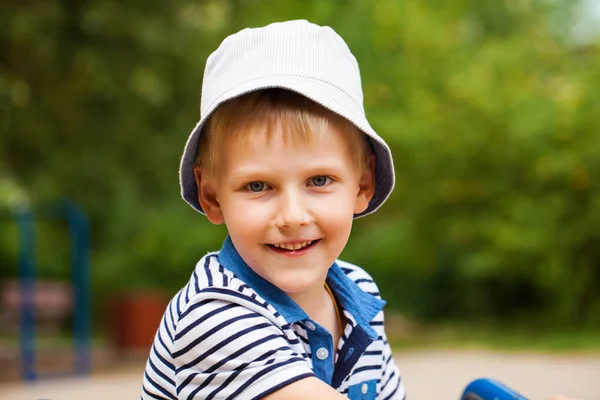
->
[[267, 239, 321, 253]]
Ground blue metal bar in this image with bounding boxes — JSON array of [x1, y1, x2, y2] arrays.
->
[[16, 206, 37, 382], [65, 202, 92, 375], [13, 201, 92, 381]]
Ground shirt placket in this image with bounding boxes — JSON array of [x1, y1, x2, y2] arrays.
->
[[303, 319, 335, 385]]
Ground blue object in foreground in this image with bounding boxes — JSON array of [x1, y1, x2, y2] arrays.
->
[[461, 378, 528, 400]]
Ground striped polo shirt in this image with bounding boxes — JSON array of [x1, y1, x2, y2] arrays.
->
[[141, 236, 405, 399]]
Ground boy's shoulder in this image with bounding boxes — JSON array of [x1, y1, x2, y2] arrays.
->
[[335, 258, 376, 281], [184, 251, 256, 300], [335, 259, 383, 299], [169, 251, 285, 327], [190, 250, 236, 289]]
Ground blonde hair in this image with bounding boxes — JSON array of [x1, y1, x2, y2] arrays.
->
[[194, 89, 371, 177]]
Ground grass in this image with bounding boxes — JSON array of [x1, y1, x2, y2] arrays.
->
[[3, 324, 600, 355], [0, 333, 108, 349], [389, 323, 600, 354]]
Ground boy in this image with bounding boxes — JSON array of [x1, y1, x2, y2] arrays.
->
[[140, 20, 583, 400], [141, 19, 403, 399]]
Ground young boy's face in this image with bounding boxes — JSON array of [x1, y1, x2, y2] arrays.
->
[[197, 120, 375, 298]]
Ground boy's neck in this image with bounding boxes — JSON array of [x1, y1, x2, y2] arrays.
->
[[287, 283, 330, 320], [289, 282, 342, 347]]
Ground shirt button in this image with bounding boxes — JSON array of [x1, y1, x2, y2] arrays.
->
[[305, 321, 316, 331], [316, 347, 329, 360], [361, 383, 368, 394]]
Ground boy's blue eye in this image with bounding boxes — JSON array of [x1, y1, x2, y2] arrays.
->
[[311, 176, 330, 187], [247, 182, 265, 192]]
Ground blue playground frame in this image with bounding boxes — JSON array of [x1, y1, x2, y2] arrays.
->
[[14, 201, 91, 381]]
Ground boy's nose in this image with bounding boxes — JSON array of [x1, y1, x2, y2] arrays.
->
[[274, 190, 312, 228]]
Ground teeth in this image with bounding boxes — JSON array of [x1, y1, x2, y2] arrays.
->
[[273, 240, 312, 250]]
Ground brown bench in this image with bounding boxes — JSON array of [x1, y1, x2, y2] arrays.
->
[[0, 279, 73, 334]]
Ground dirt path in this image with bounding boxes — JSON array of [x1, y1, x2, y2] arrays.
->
[[398, 349, 599, 399], [0, 349, 598, 399]]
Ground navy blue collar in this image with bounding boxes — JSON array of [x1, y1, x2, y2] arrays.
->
[[217, 236, 386, 339]]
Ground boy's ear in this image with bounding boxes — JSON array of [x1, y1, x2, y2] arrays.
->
[[194, 167, 225, 224], [354, 154, 376, 214]]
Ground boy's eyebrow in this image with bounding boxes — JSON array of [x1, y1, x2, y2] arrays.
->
[[227, 160, 350, 178]]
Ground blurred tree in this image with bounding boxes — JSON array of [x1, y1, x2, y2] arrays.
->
[[1, 0, 599, 328]]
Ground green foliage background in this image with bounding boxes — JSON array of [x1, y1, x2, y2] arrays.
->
[[2, 0, 599, 328]]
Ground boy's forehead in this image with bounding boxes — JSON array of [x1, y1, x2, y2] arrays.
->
[[217, 123, 358, 176], [220, 116, 353, 151]]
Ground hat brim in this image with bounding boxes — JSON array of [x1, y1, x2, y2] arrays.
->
[[179, 75, 395, 218]]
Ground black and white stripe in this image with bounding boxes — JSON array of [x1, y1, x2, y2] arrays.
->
[[141, 253, 405, 399]]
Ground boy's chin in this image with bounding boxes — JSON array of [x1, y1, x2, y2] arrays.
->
[[271, 275, 325, 295]]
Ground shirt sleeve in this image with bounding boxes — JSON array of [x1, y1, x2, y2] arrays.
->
[[172, 290, 315, 400], [380, 323, 406, 400]]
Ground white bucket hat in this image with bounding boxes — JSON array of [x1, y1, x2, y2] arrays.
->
[[179, 20, 395, 218]]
